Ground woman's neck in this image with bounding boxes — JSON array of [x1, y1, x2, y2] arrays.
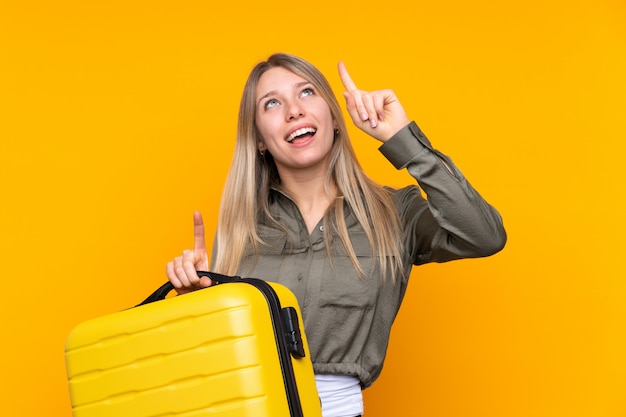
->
[[278, 172, 337, 235]]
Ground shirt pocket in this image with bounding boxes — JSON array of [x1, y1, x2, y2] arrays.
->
[[318, 233, 377, 310], [240, 226, 288, 277]]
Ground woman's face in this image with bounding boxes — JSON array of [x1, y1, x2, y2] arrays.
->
[[255, 66, 335, 174]]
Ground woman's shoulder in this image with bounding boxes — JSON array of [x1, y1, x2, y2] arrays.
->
[[384, 184, 424, 201], [383, 185, 428, 218]]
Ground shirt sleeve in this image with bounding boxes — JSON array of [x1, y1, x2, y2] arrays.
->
[[379, 121, 507, 265]]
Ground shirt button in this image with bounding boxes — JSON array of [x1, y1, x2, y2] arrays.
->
[[319, 225, 324, 231], [297, 273, 303, 281]]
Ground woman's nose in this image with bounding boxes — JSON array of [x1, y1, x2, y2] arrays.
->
[[286, 101, 305, 120]]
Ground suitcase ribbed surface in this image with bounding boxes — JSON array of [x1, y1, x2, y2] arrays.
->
[[65, 282, 321, 417]]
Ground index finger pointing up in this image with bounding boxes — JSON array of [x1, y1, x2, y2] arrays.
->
[[338, 61, 359, 92], [193, 210, 206, 252]]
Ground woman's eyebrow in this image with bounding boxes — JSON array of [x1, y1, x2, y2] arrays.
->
[[257, 90, 276, 106]]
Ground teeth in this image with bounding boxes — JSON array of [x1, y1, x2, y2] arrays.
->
[[287, 127, 316, 142]]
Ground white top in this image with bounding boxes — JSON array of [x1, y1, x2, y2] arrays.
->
[[315, 374, 363, 417]]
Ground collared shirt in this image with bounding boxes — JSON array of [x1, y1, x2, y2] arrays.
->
[[227, 121, 506, 388]]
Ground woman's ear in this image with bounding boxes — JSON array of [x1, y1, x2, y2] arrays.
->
[[258, 142, 267, 156]]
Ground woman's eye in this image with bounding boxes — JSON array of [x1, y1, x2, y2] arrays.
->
[[301, 87, 314, 97], [264, 99, 279, 109]]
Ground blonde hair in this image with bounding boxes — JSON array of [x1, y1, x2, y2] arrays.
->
[[213, 53, 403, 283]]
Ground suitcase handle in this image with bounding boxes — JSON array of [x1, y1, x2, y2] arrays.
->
[[135, 271, 242, 307]]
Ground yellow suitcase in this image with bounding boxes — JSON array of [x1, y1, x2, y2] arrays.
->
[[65, 272, 322, 417]]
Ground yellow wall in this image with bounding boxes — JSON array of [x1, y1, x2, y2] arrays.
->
[[2, 0, 625, 415]]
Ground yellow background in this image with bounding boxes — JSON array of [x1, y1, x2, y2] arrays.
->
[[2, 0, 625, 416]]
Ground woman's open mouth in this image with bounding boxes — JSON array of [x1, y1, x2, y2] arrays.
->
[[286, 127, 317, 143]]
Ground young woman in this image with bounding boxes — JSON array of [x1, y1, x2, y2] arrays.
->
[[166, 53, 506, 417]]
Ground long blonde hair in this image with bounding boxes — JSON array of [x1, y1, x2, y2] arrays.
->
[[213, 53, 403, 282]]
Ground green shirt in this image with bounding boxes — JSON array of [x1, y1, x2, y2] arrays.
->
[[227, 121, 506, 388]]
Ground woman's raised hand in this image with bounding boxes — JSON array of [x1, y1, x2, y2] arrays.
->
[[338, 61, 410, 143], [165, 211, 212, 294]]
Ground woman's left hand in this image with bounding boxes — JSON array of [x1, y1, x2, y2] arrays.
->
[[338, 61, 410, 143]]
